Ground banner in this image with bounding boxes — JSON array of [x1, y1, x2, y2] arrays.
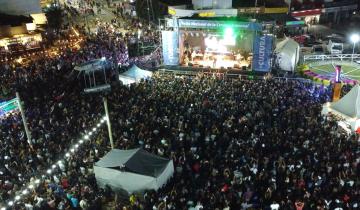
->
[[177, 19, 262, 31], [252, 35, 273, 72], [162, 31, 179, 66], [0, 98, 19, 117]]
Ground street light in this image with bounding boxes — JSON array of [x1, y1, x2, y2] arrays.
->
[[350, 33, 359, 62]]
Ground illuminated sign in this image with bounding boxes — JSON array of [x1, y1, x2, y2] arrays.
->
[[198, 11, 216, 17], [264, 7, 288, 14], [162, 31, 179, 65], [253, 35, 272, 72], [335, 65, 341, 83], [286, 21, 305, 26], [238, 7, 263, 14], [238, 7, 288, 14], [177, 19, 262, 31], [168, 8, 176, 15]]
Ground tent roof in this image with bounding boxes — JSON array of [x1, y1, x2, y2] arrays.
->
[[95, 148, 170, 177], [331, 84, 360, 118], [95, 148, 139, 168], [74, 59, 107, 73], [120, 65, 152, 80], [275, 37, 299, 54]]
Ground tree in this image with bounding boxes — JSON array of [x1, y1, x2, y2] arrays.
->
[[45, 6, 63, 31]]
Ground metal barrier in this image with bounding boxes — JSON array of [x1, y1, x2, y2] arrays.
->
[[158, 69, 314, 84], [303, 54, 360, 63]]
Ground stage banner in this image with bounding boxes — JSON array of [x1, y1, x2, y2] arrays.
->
[[177, 19, 262, 31], [253, 35, 273, 72], [162, 31, 179, 66]]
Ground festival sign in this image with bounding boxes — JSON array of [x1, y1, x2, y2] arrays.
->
[[252, 35, 273, 72], [161, 31, 179, 66], [177, 19, 262, 31]]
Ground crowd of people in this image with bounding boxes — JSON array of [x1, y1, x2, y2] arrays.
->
[[1, 64, 359, 210], [0, 2, 359, 210]]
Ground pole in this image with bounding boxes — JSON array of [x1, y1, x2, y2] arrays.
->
[[103, 97, 114, 149], [146, 0, 151, 24], [288, 0, 292, 14], [352, 42, 356, 63], [253, 0, 258, 19], [16, 92, 32, 147]]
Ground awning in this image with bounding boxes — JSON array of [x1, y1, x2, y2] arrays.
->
[[291, 9, 322, 17]]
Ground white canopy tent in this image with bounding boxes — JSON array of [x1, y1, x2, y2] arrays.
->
[[274, 38, 300, 72], [94, 148, 174, 194], [74, 59, 107, 74], [74, 58, 111, 93], [322, 84, 360, 131], [119, 65, 153, 85]]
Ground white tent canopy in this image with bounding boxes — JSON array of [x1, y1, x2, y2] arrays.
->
[[119, 65, 152, 85], [322, 84, 360, 131], [74, 59, 107, 74], [274, 38, 300, 72], [94, 148, 174, 194]]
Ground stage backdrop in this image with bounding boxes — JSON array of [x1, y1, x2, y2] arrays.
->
[[162, 31, 179, 66], [252, 35, 273, 72]]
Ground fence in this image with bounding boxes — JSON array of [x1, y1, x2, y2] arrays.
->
[[158, 68, 313, 83], [303, 54, 360, 63]]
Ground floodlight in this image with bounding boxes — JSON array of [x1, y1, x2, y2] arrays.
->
[[350, 34, 360, 43]]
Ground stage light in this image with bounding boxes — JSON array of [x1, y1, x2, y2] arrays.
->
[[225, 27, 234, 36], [223, 27, 236, 46]]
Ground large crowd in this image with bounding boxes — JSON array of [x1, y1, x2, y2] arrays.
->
[[0, 3, 359, 210]]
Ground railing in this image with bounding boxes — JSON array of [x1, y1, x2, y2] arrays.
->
[[303, 54, 360, 63], [158, 69, 313, 83]]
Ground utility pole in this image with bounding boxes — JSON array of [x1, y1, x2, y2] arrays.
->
[[288, 0, 292, 14], [103, 97, 114, 149], [16, 92, 32, 147]]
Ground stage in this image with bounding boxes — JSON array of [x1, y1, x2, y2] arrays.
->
[[162, 17, 273, 73]]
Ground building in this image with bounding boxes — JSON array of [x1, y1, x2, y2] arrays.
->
[[0, 14, 43, 54], [0, 0, 46, 54], [290, 0, 358, 24]]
